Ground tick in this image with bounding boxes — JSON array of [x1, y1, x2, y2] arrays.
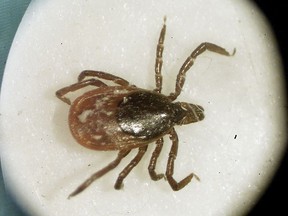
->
[[56, 17, 235, 198]]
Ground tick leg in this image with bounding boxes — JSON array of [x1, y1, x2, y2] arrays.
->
[[166, 128, 200, 191], [154, 17, 166, 93], [114, 145, 148, 189], [169, 42, 236, 101], [148, 138, 165, 180], [56, 79, 107, 105], [68, 149, 131, 198], [78, 70, 130, 86]]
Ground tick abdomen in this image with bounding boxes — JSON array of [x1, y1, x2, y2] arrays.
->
[[68, 86, 161, 150]]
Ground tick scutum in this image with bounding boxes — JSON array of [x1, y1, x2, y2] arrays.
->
[[116, 91, 186, 139]]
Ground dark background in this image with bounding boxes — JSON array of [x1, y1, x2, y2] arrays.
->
[[0, 0, 287, 215], [247, 1, 288, 214]]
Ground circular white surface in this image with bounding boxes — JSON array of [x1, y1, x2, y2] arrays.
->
[[0, 0, 286, 215]]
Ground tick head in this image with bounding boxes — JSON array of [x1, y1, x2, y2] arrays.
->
[[176, 102, 205, 125]]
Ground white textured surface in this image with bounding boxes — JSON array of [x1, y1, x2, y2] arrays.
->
[[0, 0, 286, 215]]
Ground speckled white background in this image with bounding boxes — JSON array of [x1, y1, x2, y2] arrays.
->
[[0, 0, 286, 215]]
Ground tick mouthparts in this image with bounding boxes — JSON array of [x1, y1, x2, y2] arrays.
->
[[189, 104, 205, 121], [194, 105, 204, 112]]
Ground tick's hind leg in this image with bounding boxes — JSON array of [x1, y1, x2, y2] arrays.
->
[[169, 42, 235, 101], [56, 79, 108, 105], [114, 146, 148, 189], [68, 149, 131, 198], [148, 138, 165, 180], [78, 70, 131, 86], [166, 128, 200, 191]]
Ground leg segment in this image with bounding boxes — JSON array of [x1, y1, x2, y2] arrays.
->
[[148, 138, 165, 181], [114, 146, 148, 189], [166, 128, 200, 191], [154, 17, 166, 93], [78, 70, 130, 86], [169, 42, 236, 101], [56, 79, 108, 105], [68, 149, 131, 198]]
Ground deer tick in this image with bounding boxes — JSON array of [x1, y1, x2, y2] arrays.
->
[[56, 17, 235, 198]]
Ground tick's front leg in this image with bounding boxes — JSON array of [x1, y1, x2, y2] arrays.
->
[[154, 17, 166, 93], [169, 43, 235, 101], [166, 128, 200, 191]]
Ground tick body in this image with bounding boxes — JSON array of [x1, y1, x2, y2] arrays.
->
[[56, 17, 235, 198]]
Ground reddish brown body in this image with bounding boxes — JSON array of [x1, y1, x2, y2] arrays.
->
[[56, 17, 234, 198], [70, 86, 155, 150]]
